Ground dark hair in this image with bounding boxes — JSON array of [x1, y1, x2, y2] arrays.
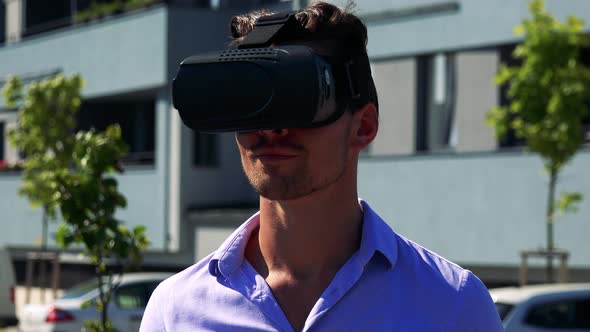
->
[[229, 1, 378, 112]]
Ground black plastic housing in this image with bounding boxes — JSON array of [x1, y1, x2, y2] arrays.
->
[[172, 46, 338, 132]]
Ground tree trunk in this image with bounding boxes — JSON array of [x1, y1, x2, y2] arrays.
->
[[96, 258, 108, 332], [42, 205, 48, 252], [546, 165, 558, 283]]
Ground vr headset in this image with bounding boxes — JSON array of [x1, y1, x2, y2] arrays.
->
[[172, 12, 373, 132]]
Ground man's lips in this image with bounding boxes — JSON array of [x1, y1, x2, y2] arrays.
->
[[252, 148, 300, 161]]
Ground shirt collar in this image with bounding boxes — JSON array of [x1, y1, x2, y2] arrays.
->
[[356, 199, 398, 270], [209, 212, 261, 278], [208, 200, 398, 277]]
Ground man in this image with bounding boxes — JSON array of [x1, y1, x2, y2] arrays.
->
[[141, 2, 503, 331]]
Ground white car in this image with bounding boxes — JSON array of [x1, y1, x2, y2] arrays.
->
[[490, 283, 590, 332], [18, 272, 174, 332]]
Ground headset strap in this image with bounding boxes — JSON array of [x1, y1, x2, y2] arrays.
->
[[326, 53, 371, 106], [239, 12, 372, 109], [238, 12, 298, 49]]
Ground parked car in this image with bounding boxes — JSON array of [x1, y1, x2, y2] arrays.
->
[[18, 272, 174, 332], [490, 283, 590, 331], [0, 249, 18, 327]]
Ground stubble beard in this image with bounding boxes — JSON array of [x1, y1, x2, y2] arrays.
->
[[244, 147, 349, 201]]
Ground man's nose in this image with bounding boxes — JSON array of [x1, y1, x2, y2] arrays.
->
[[258, 128, 289, 138]]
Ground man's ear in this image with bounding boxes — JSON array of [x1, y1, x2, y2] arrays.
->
[[350, 103, 378, 151]]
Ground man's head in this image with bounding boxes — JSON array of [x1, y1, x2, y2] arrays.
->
[[230, 1, 378, 114], [232, 2, 379, 201]]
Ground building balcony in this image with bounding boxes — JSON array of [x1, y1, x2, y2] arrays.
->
[[0, 4, 168, 101]]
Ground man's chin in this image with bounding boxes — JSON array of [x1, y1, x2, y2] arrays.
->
[[256, 189, 307, 201], [254, 183, 313, 201]]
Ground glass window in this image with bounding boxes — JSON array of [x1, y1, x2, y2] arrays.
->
[[573, 299, 590, 328], [0, 122, 5, 161], [497, 43, 526, 149], [115, 283, 149, 310], [193, 132, 218, 167], [525, 297, 590, 329], [495, 302, 514, 321], [60, 279, 99, 300], [581, 47, 590, 145], [415, 53, 456, 152], [0, 2, 5, 45], [77, 99, 156, 166], [24, 0, 71, 37], [526, 300, 572, 328], [144, 281, 161, 302]]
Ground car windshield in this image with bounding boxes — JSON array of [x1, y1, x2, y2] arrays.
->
[[495, 302, 515, 321], [59, 279, 99, 299]]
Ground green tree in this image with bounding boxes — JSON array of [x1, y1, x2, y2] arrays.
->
[[487, 0, 590, 281], [2, 74, 150, 331]]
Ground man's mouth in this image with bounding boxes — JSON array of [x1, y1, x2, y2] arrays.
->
[[253, 147, 300, 162]]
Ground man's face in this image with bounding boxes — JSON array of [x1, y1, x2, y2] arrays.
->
[[235, 40, 378, 201], [235, 111, 356, 201]]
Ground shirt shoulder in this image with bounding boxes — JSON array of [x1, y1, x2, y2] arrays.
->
[[393, 235, 503, 330], [455, 271, 505, 331], [140, 253, 216, 332], [395, 234, 469, 292]]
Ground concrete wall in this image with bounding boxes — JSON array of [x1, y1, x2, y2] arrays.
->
[[328, 0, 590, 59], [358, 150, 590, 268], [115, 168, 166, 249], [0, 6, 168, 104], [0, 7, 257, 254], [167, 8, 257, 210], [0, 167, 166, 250], [0, 175, 45, 247]]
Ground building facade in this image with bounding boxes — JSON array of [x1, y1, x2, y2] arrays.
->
[[0, 0, 589, 286], [346, 0, 590, 285]]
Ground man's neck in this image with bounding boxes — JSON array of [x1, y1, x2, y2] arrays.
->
[[252, 183, 363, 280]]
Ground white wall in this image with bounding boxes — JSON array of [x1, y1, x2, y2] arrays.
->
[[358, 151, 590, 268]]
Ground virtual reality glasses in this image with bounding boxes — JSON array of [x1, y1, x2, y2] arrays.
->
[[172, 12, 373, 132]]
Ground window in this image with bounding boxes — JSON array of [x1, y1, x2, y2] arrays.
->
[[114, 281, 161, 310], [583, 110, 590, 144], [525, 298, 590, 329], [416, 53, 456, 152], [495, 302, 514, 321], [0, 122, 5, 161], [0, 2, 6, 44], [217, 0, 282, 8], [581, 46, 590, 144], [115, 283, 149, 310], [22, 0, 160, 37], [24, 0, 71, 37], [193, 132, 218, 167], [192, 0, 211, 7], [498, 44, 525, 148], [77, 99, 156, 165], [59, 279, 100, 300]]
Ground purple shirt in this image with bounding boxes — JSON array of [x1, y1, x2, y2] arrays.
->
[[141, 201, 503, 331]]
